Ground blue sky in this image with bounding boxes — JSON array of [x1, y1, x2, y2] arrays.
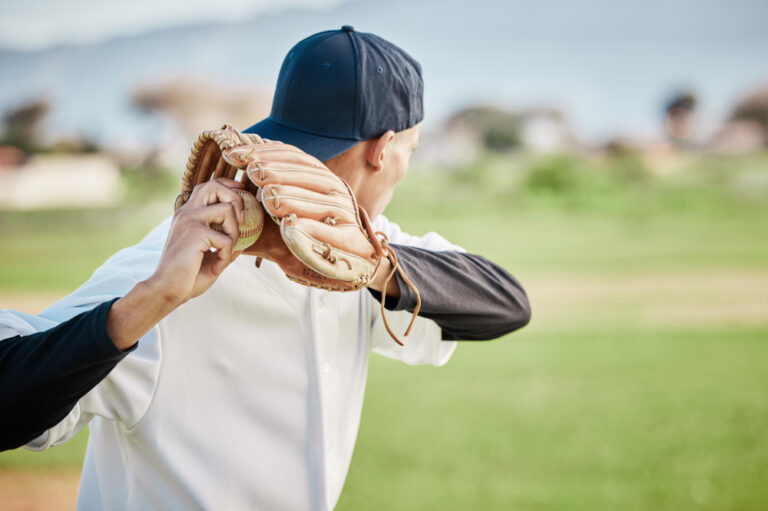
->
[[0, 0, 343, 49]]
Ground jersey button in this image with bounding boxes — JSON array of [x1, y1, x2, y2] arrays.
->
[[322, 362, 331, 374]]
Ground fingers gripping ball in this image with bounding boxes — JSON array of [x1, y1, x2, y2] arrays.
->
[[232, 189, 264, 251], [172, 125, 267, 251], [210, 189, 264, 251]]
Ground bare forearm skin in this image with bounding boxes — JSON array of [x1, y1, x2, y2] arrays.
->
[[107, 278, 183, 351]]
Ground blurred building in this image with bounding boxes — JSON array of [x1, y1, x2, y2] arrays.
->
[[519, 110, 573, 153], [0, 145, 25, 167], [0, 154, 122, 209], [713, 121, 766, 153], [411, 123, 483, 169], [413, 105, 573, 169]]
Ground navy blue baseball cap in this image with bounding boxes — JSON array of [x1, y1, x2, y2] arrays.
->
[[243, 26, 424, 162]]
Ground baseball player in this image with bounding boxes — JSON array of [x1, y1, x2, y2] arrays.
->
[[0, 27, 530, 509]]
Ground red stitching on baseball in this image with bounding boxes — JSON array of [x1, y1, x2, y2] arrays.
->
[[240, 226, 262, 238]]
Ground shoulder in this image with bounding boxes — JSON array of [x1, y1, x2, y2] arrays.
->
[[0, 219, 171, 338], [372, 214, 465, 252], [95, 216, 171, 277], [36, 217, 171, 324]]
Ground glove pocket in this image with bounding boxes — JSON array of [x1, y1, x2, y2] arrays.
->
[[280, 216, 379, 286]]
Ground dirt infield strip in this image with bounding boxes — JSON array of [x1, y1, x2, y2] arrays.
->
[[0, 469, 80, 511]]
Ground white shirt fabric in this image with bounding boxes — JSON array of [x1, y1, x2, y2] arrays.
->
[[0, 215, 461, 510]]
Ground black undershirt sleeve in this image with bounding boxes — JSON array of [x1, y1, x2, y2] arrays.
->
[[368, 244, 531, 341], [0, 298, 134, 452]]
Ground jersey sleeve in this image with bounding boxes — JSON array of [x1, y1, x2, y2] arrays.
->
[[0, 298, 133, 452], [0, 217, 171, 450], [366, 215, 459, 366], [371, 245, 531, 341]]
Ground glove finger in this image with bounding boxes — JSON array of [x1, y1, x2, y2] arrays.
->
[[249, 144, 325, 166], [260, 184, 357, 225], [247, 160, 348, 196], [226, 143, 322, 170]]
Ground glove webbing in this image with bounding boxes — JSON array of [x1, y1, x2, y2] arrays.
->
[[175, 124, 266, 210]]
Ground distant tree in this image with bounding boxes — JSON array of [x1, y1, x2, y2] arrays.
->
[[730, 87, 768, 132], [448, 106, 522, 151], [131, 78, 270, 140], [665, 91, 697, 114], [47, 136, 101, 154], [1, 99, 50, 154]]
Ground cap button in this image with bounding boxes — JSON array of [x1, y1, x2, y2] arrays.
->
[[341, 25, 354, 32]]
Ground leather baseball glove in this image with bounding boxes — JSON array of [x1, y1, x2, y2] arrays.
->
[[175, 124, 420, 345]]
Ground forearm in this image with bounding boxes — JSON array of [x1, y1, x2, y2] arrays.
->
[[107, 277, 183, 351], [0, 277, 185, 451], [0, 299, 130, 451], [369, 244, 531, 340]]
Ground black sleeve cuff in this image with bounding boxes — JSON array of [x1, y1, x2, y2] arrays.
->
[[366, 254, 420, 312]]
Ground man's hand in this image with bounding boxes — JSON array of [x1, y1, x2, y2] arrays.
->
[[107, 178, 245, 350], [152, 177, 245, 303]]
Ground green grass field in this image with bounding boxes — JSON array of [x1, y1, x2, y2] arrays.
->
[[1, 152, 767, 509]]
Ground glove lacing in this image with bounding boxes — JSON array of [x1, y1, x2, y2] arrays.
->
[[374, 231, 422, 347]]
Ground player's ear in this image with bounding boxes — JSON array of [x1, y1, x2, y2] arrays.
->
[[366, 130, 395, 172]]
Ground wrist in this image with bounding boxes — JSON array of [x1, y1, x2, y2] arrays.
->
[[243, 221, 285, 262], [142, 274, 187, 310], [107, 296, 140, 352], [107, 278, 183, 351], [371, 257, 400, 297]]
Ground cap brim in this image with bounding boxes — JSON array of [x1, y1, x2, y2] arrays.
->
[[243, 118, 360, 162]]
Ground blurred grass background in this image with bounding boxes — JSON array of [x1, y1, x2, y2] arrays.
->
[[1, 149, 767, 509]]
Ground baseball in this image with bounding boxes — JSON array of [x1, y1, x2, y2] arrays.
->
[[231, 189, 264, 251]]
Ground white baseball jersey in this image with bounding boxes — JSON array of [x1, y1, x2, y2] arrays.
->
[[0, 215, 460, 510]]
